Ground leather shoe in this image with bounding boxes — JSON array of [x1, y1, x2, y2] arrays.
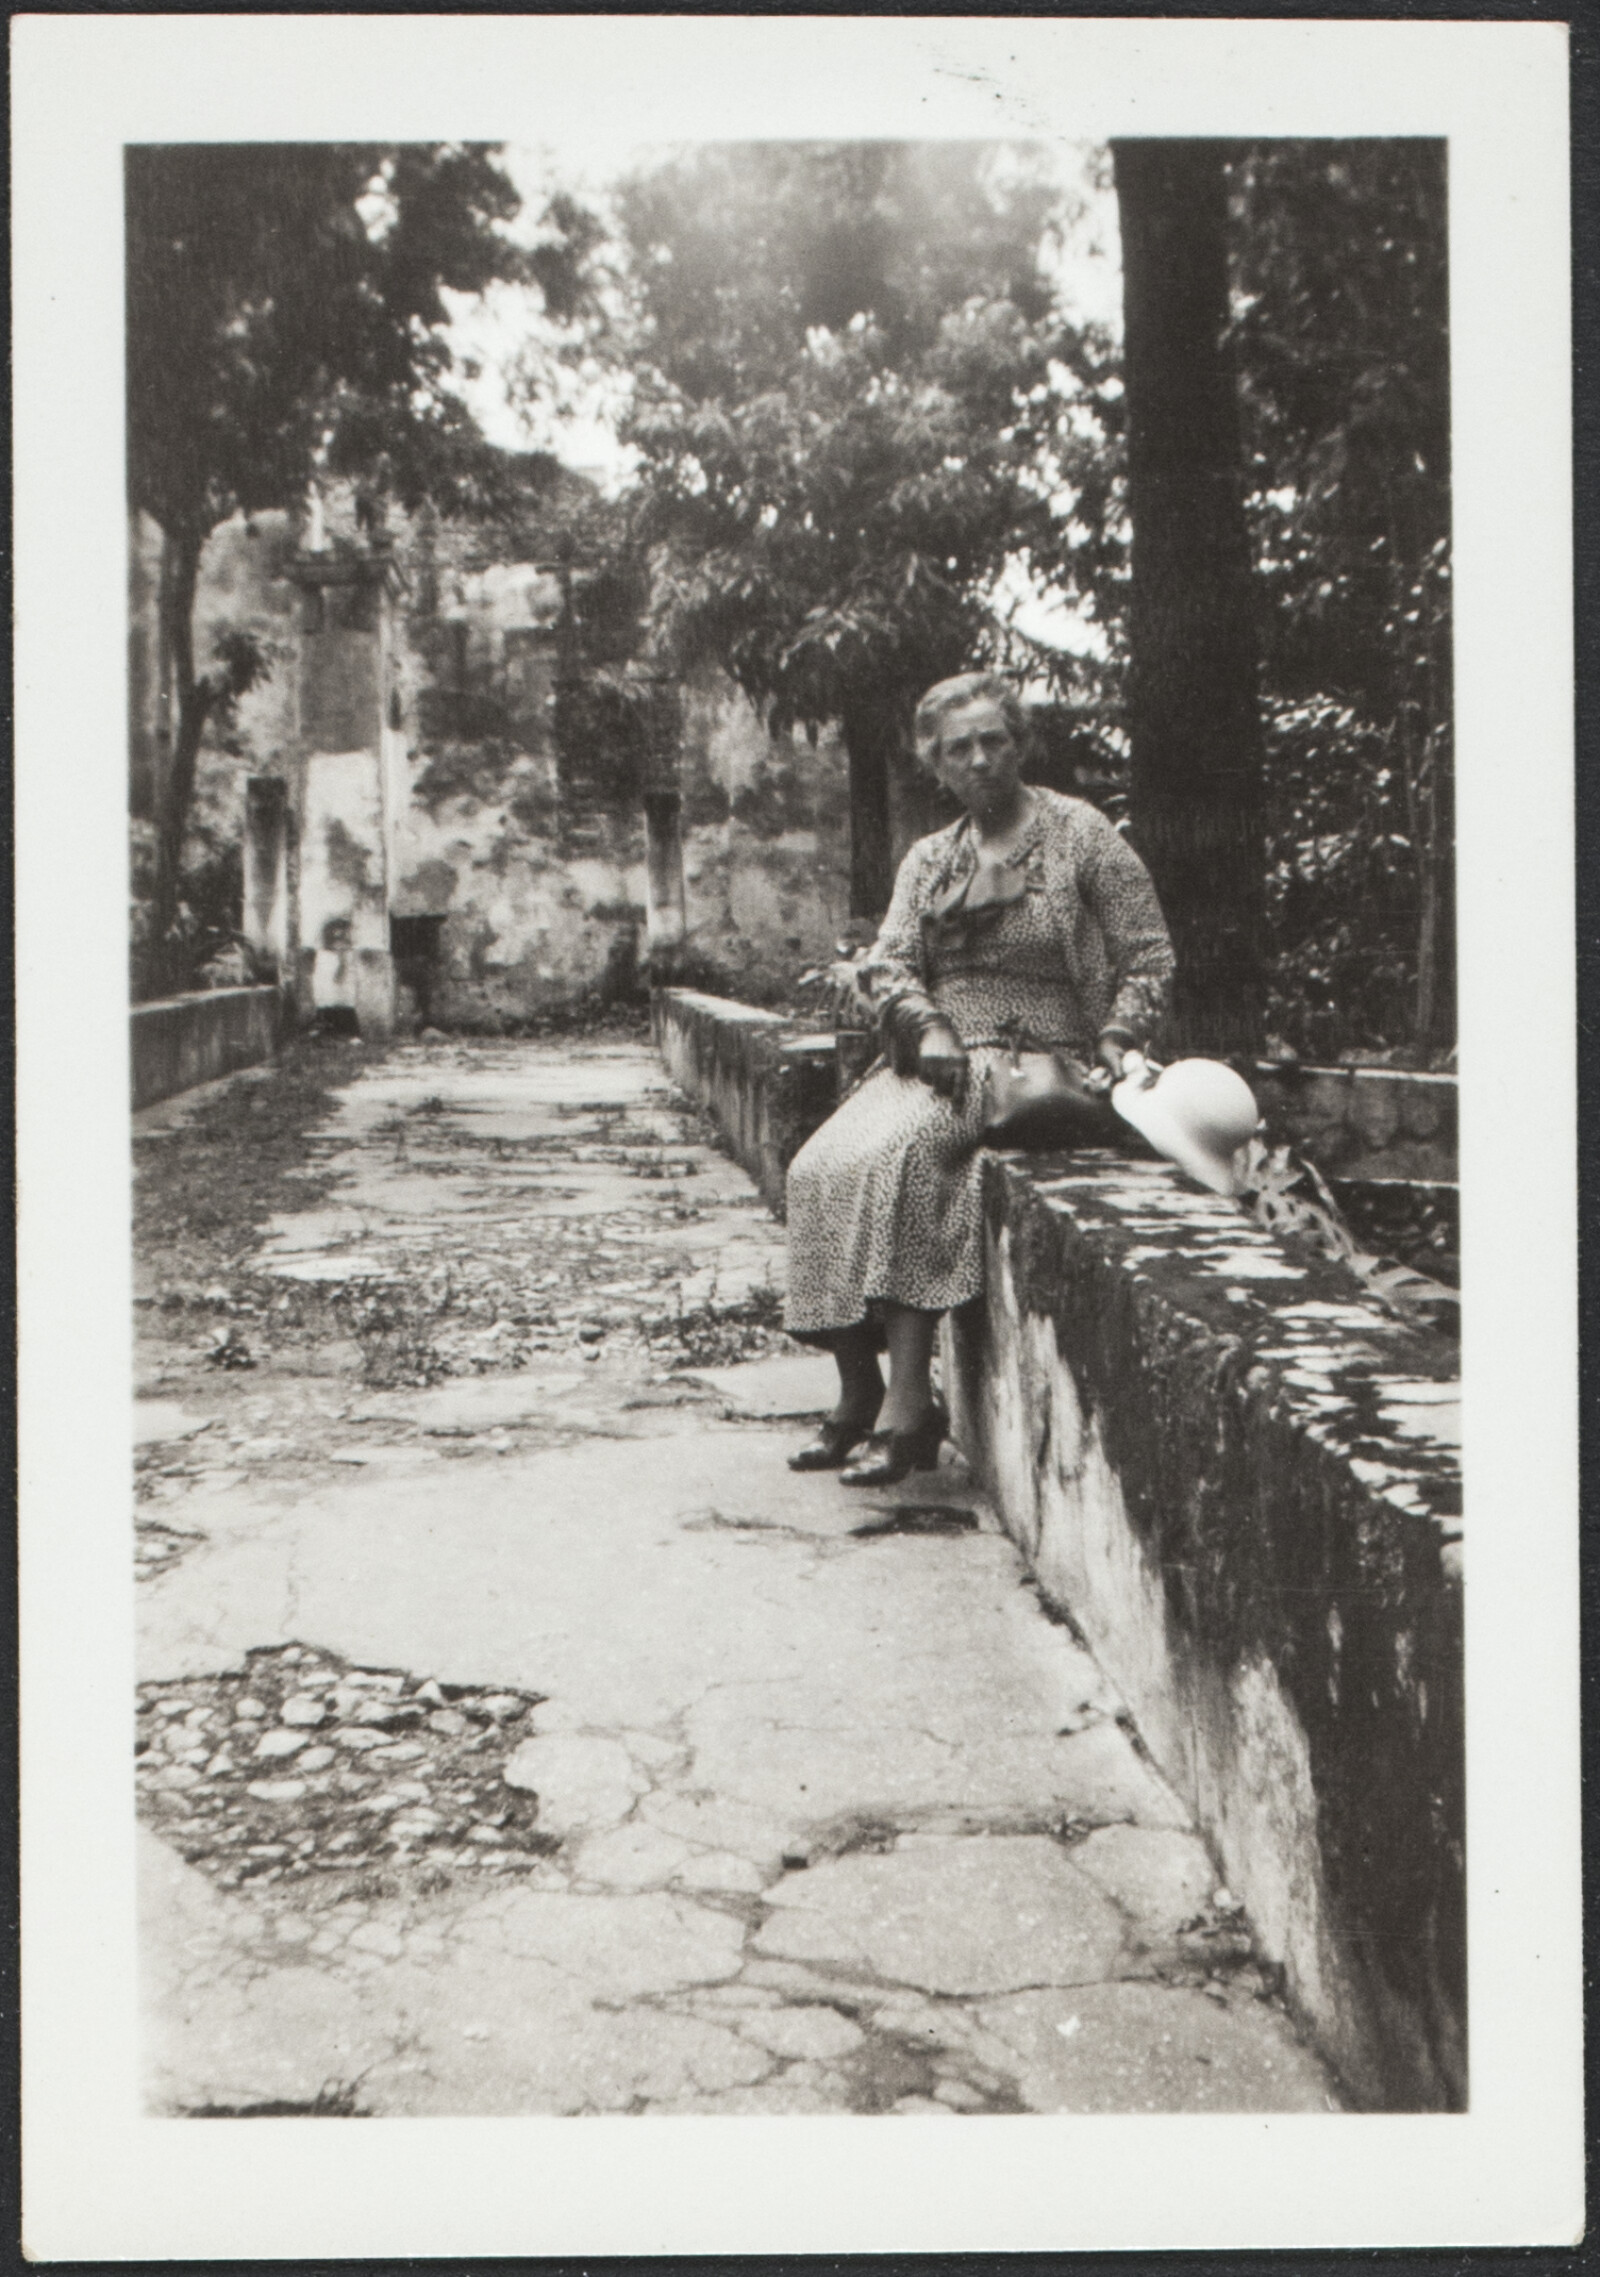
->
[[839, 1402, 948, 1487], [788, 1392, 884, 1472]]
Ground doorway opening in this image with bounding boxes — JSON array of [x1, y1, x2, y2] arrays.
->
[[391, 913, 447, 1029]]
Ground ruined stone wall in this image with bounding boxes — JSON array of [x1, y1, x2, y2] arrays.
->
[[387, 544, 853, 1021], [677, 683, 853, 1004], [385, 543, 645, 1024], [141, 505, 853, 1023]]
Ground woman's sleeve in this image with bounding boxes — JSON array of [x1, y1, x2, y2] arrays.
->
[[856, 842, 929, 1010], [855, 842, 948, 1073], [1081, 812, 1176, 1045]]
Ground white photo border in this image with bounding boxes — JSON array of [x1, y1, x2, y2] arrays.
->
[[14, 12, 1581, 2257]]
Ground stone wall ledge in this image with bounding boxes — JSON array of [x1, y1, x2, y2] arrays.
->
[[948, 1146, 1463, 2112], [654, 990, 1458, 1185], [131, 985, 283, 1111], [1251, 1061, 1456, 1183], [980, 1146, 1462, 1539], [653, 987, 835, 1217], [654, 985, 1465, 2113]]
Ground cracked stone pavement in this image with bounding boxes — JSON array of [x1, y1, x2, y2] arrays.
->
[[135, 1035, 1336, 2117]]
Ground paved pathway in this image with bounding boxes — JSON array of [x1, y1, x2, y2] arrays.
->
[[135, 1037, 1333, 2116]]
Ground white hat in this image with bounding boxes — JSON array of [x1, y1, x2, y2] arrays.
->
[[1111, 1055, 1260, 1197]]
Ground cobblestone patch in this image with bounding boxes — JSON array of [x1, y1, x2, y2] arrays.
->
[[137, 1643, 553, 1895]]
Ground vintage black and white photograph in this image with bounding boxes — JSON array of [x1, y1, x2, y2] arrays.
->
[[121, 119, 1468, 2121], [16, 13, 1580, 2258]]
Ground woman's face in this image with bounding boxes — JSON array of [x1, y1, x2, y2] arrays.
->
[[934, 696, 1022, 814]]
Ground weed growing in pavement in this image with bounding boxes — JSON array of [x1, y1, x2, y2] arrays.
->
[[152, 1269, 460, 1389], [133, 1036, 382, 1274], [646, 1284, 792, 1370], [186, 2079, 367, 2119]]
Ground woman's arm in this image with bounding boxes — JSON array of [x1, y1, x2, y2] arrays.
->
[[856, 842, 928, 1006], [1080, 811, 1176, 1074], [858, 841, 967, 1094]]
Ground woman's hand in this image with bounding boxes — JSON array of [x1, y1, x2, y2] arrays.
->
[[1097, 1032, 1130, 1082], [918, 1022, 969, 1102], [798, 952, 874, 1026]]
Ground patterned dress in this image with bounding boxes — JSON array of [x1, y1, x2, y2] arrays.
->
[[785, 789, 1175, 1341]]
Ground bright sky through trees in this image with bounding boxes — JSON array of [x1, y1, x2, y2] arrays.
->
[[445, 139, 1123, 609]]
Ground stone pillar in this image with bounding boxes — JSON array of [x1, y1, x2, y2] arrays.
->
[[288, 546, 406, 1036], [643, 790, 688, 965], [242, 775, 291, 980], [640, 680, 687, 977]]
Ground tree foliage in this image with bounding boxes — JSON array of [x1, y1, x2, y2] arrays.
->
[[564, 136, 1453, 1049], [600, 144, 1118, 911], [126, 142, 566, 988], [126, 138, 1453, 1057], [1068, 139, 1452, 1060], [126, 142, 543, 537], [1229, 140, 1453, 1058], [633, 303, 1066, 726]]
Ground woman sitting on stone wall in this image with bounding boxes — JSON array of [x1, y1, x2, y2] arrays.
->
[[783, 671, 1175, 1486]]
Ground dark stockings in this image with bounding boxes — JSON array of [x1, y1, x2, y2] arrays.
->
[[831, 1306, 938, 1436], [831, 1326, 884, 1427]]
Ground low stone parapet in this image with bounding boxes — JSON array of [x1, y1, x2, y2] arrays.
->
[[945, 1146, 1463, 2112], [131, 985, 284, 1110], [654, 986, 1465, 2108], [1252, 1061, 1457, 1183], [652, 988, 835, 1216], [654, 992, 1458, 1187]]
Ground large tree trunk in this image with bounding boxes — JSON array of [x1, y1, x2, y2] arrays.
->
[[887, 706, 959, 877], [1113, 140, 1267, 1056], [150, 521, 214, 993], [839, 693, 896, 920], [1410, 534, 1456, 1064], [1408, 721, 1456, 1062]]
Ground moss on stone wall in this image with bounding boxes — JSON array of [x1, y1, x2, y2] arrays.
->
[[975, 1153, 1464, 2110]]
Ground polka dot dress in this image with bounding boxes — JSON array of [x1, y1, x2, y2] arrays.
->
[[785, 790, 1173, 1341]]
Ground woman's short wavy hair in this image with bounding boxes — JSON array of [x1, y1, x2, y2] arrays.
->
[[913, 672, 1030, 774]]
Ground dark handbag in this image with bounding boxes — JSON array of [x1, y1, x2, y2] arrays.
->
[[981, 1040, 1120, 1149]]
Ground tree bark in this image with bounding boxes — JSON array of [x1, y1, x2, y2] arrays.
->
[[1409, 726, 1456, 1061], [150, 521, 214, 992], [839, 693, 896, 920], [1113, 140, 1267, 1056], [888, 709, 960, 877], [1413, 552, 1456, 1063]]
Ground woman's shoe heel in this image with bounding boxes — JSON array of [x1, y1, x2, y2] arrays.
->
[[788, 1390, 885, 1473], [838, 1401, 948, 1488]]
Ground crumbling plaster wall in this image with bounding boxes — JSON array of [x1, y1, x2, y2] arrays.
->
[[677, 681, 853, 1001], [384, 547, 645, 1024], [387, 554, 853, 1021], [137, 505, 856, 1021]]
